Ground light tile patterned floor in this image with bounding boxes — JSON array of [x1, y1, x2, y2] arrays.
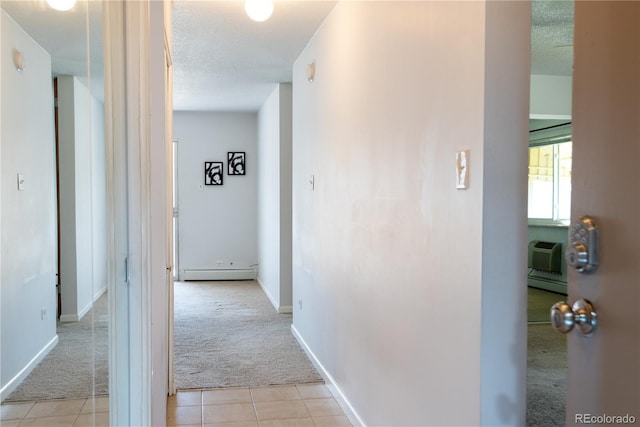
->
[[1, 384, 351, 427], [0, 397, 109, 427], [167, 384, 353, 427]]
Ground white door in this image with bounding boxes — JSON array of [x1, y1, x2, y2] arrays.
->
[[558, 2, 639, 425]]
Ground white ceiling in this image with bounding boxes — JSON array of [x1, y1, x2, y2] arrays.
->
[[1, 0, 573, 112], [1, 0, 104, 99], [172, 0, 337, 111], [531, 0, 574, 76]]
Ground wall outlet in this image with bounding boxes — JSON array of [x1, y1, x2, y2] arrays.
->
[[216, 260, 224, 266], [41, 307, 47, 320]]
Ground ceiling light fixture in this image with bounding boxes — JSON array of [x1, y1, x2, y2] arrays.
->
[[46, 0, 76, 11], [244, 0, 273, 22]]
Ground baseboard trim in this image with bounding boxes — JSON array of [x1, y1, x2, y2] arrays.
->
[[59, 314, 76, 322], [183, 269, 255, 281], [60, 301, 90, 323], [257, 277, 279, 312], [60, 285, 108, 322], [94, 284, 108, 302], [0, 335, 59, 401], [256, 277, 292, 314], [278, 306, 293, 314], [291, 325, 365, 427]]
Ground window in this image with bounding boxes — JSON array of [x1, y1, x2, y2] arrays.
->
[[527, 122, 572, 222]]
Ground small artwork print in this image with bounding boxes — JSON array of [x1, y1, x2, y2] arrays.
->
[[228, 152, 246, 175], [204, 162, 223, 185]]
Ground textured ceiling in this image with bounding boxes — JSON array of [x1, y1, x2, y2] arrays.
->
[[531, 0, 574, 75], [1, 0, 104, 100], [1, 0, 574, 111], [172, 1, 337, 111]]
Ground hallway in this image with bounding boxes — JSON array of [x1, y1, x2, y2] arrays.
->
[[174, 280, 321, 389]]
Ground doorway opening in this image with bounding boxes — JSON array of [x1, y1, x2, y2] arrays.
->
[[526, 1, 574, 425]]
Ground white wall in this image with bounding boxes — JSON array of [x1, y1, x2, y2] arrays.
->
[[91, 94, 108, 299], [149, 1, 172, 423], [0, 10, 58, 398], [58, 75, 107, 322], [291, 2, 529, 425], [480, 2, 531, 424], [257, 84, 293, 312], [530, 74, 572, 119], [174, 112, 258, 278]]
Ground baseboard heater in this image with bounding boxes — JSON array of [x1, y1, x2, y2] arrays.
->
[[528, 276, 567, 295], [528, 240, 562, 273], [183, 269, 255, 281]]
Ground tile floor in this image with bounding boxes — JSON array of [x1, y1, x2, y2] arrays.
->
[[167, 384, 352, 427], [1, 384, 352, 427], [0, 396, 109, 427]]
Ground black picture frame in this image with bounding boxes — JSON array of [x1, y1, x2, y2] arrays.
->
[[204, 161, 224, 185], [228, 152, 246, 175]]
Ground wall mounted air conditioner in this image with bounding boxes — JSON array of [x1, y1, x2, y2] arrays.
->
[[528, 240, 562, 274]]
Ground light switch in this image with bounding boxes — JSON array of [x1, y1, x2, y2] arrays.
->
[[456, 150, 469, 189], [17, 173, 25, 191], [309, 174, 315, 191]]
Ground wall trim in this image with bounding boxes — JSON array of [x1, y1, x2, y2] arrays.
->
[[60, 285, 107, 323], [256, 277, 292, 313], [183, 269, 255, 281], [291, 325, 365, 427], [0, 335, 59, 401], [59, 313, 80, 322], [94, 284, 108, 302], [278, 306, 293, 314], [257, 276, 278, 312]]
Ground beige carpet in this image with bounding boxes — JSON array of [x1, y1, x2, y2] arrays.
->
[[527, 287, 567, 426], [528, 287, 566, 323], [173, 280, 322, 390], [527, 323, 567, 426], [5, 281, 321, 402], [4, 293, 109, 402]]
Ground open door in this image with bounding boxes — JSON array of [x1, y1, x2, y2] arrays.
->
[[550, 2, 639, 425]]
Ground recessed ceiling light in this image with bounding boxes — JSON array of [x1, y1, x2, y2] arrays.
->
[[244, 0, 273, 22], [46, 0, 76, 11]]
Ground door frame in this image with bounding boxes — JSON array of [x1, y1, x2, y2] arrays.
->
[[172, 139, 179, 282], [104, 0, 173, 424]]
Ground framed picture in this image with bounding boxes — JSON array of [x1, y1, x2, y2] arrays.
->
[[204, 161, 223, 185], [228, 152, 246, 175]]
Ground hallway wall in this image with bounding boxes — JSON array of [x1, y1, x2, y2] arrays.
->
[[291, 2, 529, 425], [173, 112, 258, 278], [530, 75, 572, 118], [257, 84, 293, 312], [0, 10, 58, 399], [57, 75, 107, 322]]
